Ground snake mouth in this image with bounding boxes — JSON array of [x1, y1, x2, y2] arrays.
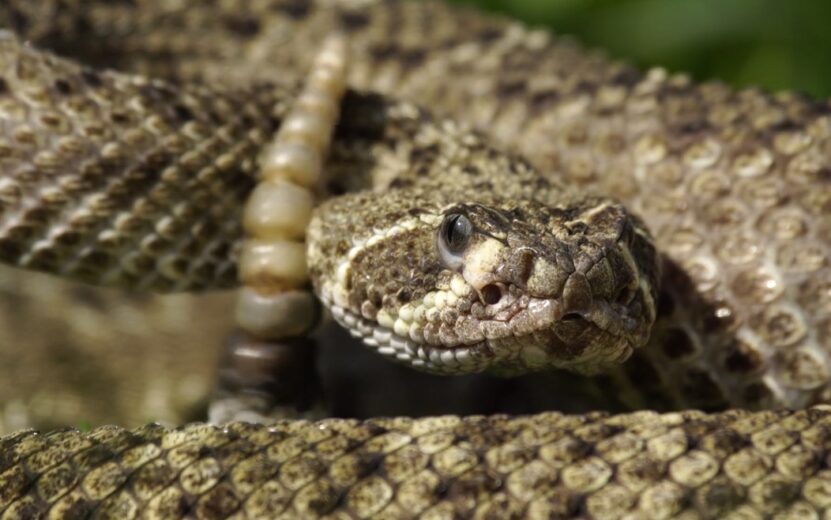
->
[[326, 297, 493, 375], [469, 291, 644, 375], [323, 282, 645, 376]]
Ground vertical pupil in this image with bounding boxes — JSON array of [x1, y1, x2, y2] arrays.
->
[[445, 214, 469, 251], [451, 217, 463, 246]]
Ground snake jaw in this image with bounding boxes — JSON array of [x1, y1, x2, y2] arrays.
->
[[322, 288, 495, 374], [320, 263, 648, 376]]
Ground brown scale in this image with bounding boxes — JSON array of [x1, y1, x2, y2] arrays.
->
[[0, 36, 283, 290], [0, 1, 829, 515]]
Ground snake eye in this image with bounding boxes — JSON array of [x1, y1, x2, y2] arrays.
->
[[438, 213, 472, 269], [441, 214, 471, 252]]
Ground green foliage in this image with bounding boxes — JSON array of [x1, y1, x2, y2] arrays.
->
[[449, 0, 831, 97]]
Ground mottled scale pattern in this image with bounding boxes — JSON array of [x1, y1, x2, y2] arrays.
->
[[169, 0, 831, 411], [4, 0, 830, 411], [0, 35, 288, 291], [6, 408, 831, 519], [0, 0, 828, 518]]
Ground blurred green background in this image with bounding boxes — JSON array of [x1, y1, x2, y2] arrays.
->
[[449, 0, 831, 98]]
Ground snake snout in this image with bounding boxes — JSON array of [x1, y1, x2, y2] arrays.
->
[[561, 272, 593, 315], [504, 204, 662, 374]]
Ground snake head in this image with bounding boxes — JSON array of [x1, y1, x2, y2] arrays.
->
[[308, 189, 660, 376]]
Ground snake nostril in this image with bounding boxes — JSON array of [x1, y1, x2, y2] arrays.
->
[[481, 284, 502, 305], [561, 312, 583, 322]]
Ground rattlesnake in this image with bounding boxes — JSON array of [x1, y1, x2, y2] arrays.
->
[[1, 0, 831, 518]]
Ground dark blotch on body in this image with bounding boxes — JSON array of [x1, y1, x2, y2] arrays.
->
[[274, 0, 310, 19], [339, 11, 370, 30], [223, 16, 261, 37], [53, 79, 72, 95], [81, 69, 103, 88]]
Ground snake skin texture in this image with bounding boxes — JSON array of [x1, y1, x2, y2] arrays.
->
[[0, 0, 830, 517], [4, 0, 831, 411], [5, 408, 831, 519]]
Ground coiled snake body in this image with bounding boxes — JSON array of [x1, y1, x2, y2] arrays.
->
[[1, 1, 831, 518]]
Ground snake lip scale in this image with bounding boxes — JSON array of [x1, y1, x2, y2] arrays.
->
[[328, 289, 643, 377]]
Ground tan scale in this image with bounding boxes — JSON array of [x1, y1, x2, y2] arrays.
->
[[236, 35, 349, 339], [1, 1, 831, 517]]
